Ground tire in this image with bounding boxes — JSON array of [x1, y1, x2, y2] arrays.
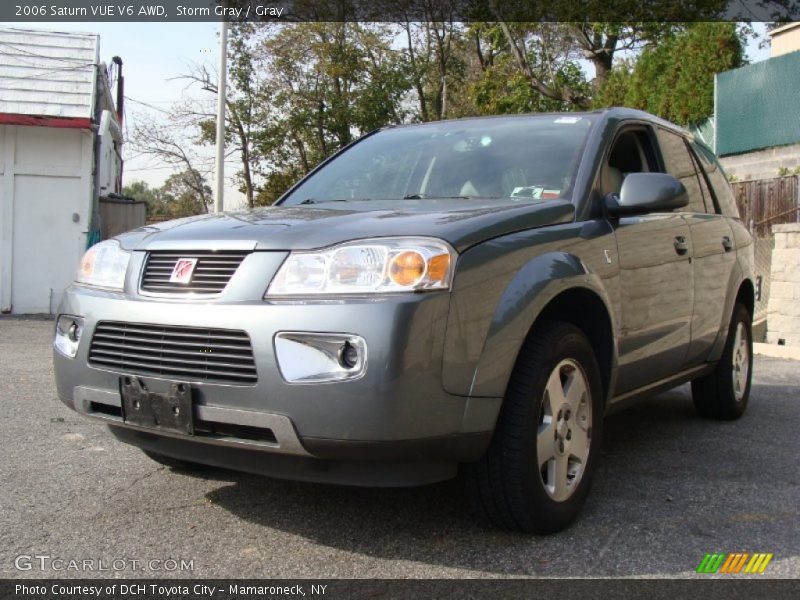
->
[[464, 321, 603, 534], [142, 449, 213, 472], [692, 303, 753, 420]]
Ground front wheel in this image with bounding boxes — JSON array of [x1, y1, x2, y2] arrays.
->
[[692, 303, 753, 420], [464, 321, 603, 533]]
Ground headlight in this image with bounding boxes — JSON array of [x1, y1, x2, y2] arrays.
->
[[266, 237, 456, 297], [76, 240, 130, 291]]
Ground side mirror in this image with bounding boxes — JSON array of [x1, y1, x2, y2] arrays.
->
[[605, 173, 688, 217]]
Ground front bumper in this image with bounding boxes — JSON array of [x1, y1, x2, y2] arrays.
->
[[53, 281, 500, 485]]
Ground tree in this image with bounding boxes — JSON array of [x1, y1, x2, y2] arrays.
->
[[593, 22, 744, 125], [465, 22, 590, 113], [250, 22, 411, 204], [123, 170, 212, 220], [129, 111, 213, 209], [161, 169, 213, 215], [189, 24, 268, 209], [121, 180, 168, 219]]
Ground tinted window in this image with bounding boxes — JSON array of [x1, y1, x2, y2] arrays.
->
[[691, 141, 740, 218], [656, 128, 707, 213], [281, 116, 595, 205], [688, 146, 719, 214]]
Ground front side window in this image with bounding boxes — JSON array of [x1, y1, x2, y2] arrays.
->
[[280, 116, 596, 205]]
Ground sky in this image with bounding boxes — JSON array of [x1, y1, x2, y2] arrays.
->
[[11, 22, 773, 210]]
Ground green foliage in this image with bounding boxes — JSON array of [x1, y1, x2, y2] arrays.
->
[[145, 20, 745, 207], [593, 22, 743, 126], [123, 170, 211, 220]]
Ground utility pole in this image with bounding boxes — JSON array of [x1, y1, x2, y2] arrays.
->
[[214, 20, 228, 213]]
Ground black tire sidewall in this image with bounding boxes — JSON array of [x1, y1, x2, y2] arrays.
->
[[505, 324, 604, 532]]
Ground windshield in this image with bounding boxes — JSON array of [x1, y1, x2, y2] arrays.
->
[[280, 115, 595, 205]]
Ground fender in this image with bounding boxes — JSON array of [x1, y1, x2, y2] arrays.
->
[[442, 219, 619, 400], [468, 253, 618, 398]]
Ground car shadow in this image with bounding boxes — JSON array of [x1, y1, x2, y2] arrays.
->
[[203, 382, 799, 577]]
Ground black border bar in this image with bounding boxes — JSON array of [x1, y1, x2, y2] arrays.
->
[[3, 579, 800, 600]]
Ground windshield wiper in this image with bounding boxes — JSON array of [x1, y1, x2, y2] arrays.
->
[[403, 194, 499, 200], [298, 198, 353, 205]]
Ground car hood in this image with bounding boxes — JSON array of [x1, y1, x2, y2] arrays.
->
[[118, 198, 575, 253]]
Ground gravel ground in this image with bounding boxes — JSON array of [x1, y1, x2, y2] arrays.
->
[[1, 318, 798, 579]]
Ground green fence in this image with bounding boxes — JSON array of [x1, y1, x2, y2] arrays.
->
[[715, 51, 800, 156]]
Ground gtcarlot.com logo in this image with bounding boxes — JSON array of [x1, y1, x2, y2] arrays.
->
[[696, 552, 773, 574], [14, 554, 194, 572]]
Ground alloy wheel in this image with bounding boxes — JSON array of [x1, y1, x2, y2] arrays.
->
[[537, 359, 593, 502]]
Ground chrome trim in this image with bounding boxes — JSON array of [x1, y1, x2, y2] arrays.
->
[[274, 331, 368, 384], [137, 251, 251, 299], [142, 240, 259, 252], [73, 385, 311, 456]]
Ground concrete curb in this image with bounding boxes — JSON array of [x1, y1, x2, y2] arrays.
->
[[754, 342, 800, 361]]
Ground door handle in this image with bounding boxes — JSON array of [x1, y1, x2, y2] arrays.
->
[[722, 235, 733, 252], [674, 235, 689, 255]]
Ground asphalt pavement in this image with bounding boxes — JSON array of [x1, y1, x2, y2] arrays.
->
[[1, 318, 798, 578]]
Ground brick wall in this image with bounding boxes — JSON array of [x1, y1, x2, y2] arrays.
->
[[767, 223, 800, 345], [721, 143, 800, 182]]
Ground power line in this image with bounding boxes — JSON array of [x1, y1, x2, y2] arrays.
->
[[124, 95, 171, 114], [0, 41, 94, 64]]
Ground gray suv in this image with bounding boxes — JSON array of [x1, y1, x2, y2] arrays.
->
[[53, 109, 754, 533]]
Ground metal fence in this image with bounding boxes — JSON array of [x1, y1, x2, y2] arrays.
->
[[731, 175, 800, 327]]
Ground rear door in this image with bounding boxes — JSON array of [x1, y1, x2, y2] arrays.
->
[[679, 136, 736, 367], [659, 134, 738, 366], [603, 126, 694, 394]]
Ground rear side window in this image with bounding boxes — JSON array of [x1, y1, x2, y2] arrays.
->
[[655, 128, 708, 214], [691, 142, 740, 218]]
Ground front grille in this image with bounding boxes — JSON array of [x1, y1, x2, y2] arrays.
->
[[88, 322, 258, 385], [140, 251, 250, 294]]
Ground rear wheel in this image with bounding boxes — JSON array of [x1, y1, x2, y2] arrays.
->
[[692, 303, 753, 420], [465, 321, 603, 533]]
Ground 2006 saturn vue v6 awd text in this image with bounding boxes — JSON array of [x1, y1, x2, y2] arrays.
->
[[54, 109, 754, 533]]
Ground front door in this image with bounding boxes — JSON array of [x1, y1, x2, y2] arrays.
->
[[598, 126, 694, 394], [613, 214, 694, 392]]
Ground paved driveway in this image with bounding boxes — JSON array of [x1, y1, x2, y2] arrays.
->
[[1, 318, 798, 578]]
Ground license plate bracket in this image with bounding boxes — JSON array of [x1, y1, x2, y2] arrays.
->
[[120, 377, 194, 435]]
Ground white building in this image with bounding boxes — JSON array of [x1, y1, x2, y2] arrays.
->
[[0, 27, 123, 314]]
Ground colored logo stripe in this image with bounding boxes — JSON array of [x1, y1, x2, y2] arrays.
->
[[697, 553, 773, 574], [697, 553, 726, 573], [744, 553, 774, 574], [719, 553, 749, 573]]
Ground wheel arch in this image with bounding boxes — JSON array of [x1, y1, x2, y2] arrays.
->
[[467, 251, 618, 404], [532, 288, 616, 407], [736, 278, 755, 317]]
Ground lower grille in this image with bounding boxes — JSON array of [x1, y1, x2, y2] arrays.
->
[[88, 321, 258, 385]]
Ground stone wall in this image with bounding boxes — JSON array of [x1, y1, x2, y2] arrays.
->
[[767, 223, 800, 345], [721, 143, 800, 182]]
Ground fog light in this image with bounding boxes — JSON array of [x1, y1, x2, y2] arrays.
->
[[54, 315, 84, 358], [274, 332, 367, 383], [339, 342, 359, 369]]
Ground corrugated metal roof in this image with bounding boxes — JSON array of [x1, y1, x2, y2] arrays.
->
[[0, 27, 99, 119]]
